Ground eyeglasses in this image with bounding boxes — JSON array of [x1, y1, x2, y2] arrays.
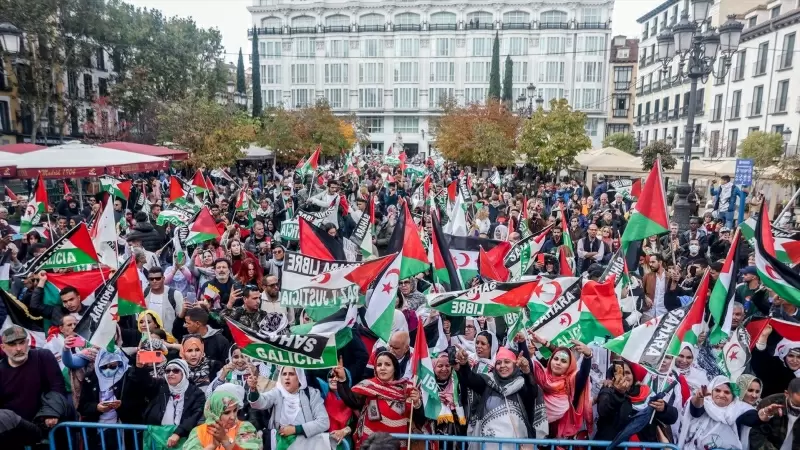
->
[[164, 368, 183, 375], [245, 284, 259, 290], [399, 280, 412, 285]]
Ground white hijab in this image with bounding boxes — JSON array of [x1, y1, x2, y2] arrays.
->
[[276, 366, 308, 426], [775, 339, 800, 377], [678, 375, 754, 450], [162, 359, 191, 426], [453, 317, 479, 355], [677, 344, 710, 391]]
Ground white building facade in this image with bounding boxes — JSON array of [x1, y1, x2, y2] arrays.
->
[[247, 0, 614, 155], [706, 0, 800, 157]]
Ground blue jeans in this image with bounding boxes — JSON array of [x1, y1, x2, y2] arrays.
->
[[723, 210, 735, 228]]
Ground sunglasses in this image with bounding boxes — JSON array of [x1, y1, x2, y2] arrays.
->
[[164, 368, 183, 375], [148, 277, 163, 281], [399, 280, 412, 285], [100, 363, 120, 370]]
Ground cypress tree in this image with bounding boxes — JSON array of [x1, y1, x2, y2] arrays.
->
[[236, 48, 246, 94], [251, 27, 263, 117], [502, 55, 513, 104], [488, 31, 501, 100]]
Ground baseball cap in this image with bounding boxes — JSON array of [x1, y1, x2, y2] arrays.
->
[[740, 266, 757, 276], [2, 325, 27, 344]]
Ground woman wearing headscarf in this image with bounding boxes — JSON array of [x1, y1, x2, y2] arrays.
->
[[594, 359, 679, 443], [529, 339, 593, 439], [470, 330, 498, 375], [315, 366, 355, 450], [121, 309, 179, 351], [675, 343, 710, 392], [332, 351, 422, 449], [679, 375, 778, 450], [248, 366, 331, 449], [207, 345, 270, 431], [183, 391, 261, 450], [132, 357, 206, 448], [752, 324, 800, 397], [455, 346, 538, 448], [451, 317, 479, 356], [77, 349, 139, 450], [736, 374, 762, 450], [426, 353, 466, 449], [181, 335, 223, 392]]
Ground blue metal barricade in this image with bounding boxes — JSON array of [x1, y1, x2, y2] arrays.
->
[[391, 434, 682, 450], [48, 422, 151, 450]]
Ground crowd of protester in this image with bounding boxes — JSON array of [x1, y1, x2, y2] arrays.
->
[[0, 156, 796, 450]]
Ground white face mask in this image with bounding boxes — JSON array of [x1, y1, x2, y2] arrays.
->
[[689, 245, 699, 254]]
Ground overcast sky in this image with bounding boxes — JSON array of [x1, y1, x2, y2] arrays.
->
[[126, 0, 661, 64]]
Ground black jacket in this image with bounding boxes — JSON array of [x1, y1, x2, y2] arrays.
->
[[28, 287, 89, 325], [131, 367, 205, 438], [594, 385, 679, 442], [750, 394, 800, 450], [78, 369, 143, 424], [128, 222, 164, 252], [202, 330, 232, 365]]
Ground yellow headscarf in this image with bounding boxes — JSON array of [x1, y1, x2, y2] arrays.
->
[[137, 309, 177, 344]]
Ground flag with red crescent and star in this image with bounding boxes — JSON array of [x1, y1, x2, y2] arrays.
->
[[754, 201, 800, 307]]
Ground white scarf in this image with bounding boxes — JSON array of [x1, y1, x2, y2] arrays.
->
[[678, 375, 753, 450], [276, 367, 307, 425], [719, 182, 734, 209], [163, 360, 190, 426]]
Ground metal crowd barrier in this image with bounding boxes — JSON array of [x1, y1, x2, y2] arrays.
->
[[391, 434, 681, 450], [41, 423, 681, 450]]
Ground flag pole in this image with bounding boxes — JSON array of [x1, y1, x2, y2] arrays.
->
[[774, 186, 800, 225], [407, 375, 416, 450], [143, 311, 158, 378]]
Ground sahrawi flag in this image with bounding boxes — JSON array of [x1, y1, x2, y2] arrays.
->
[[227, 317, 338, 369], [99, 176, 132, 201], [290, 305, 358, 350], [364, 253, 402, 342], [621, 159, 669, 253], [0, 289, 46, 347], [717, 326, 751, 394], [20, 175, 48, 234], [24, 223, 99, 274], [185, 207, 221, 246], [754, 201, 800, 306], [709, 229, 743, 345], [504, 225, 552, 280], [740, 216, 800, 265], [412, 314, 443, 421], [89, 195, 120, 269], [74, 258, 144, 350], [349, 197, 375, 259], [604, 306, 690, 374], [428, 280, 538, 317], [529, 276, 623, 355]]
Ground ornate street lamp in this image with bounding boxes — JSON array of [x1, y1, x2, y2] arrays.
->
[[0, 22, 21, 55]]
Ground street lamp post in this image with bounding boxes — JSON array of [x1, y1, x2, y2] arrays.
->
[[0, 22, 22, 55], [516, 83, 544, 118], [656, 0, 743, 231], [783, 128, 793, 155]]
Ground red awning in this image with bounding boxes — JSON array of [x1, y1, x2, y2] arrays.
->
[[100, 141, 188, 161], [0, 144, 46, 154]]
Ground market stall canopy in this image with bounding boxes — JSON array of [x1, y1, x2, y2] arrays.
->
[[239, 144, 273, 160], [574, 147, 642, 171], [99, 141, 189, 161], [0, 151, 18, 177], [0, 143, 46, 154], [10, 142, 169, 179]]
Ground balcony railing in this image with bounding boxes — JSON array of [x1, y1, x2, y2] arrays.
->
[[747, 102, 763, 117], [652, 111, 660, 122], [669, 108, 679, 119], [652, 80, 662, 92], [429, 23, 457, 30], [636, 115, 642, 125], [358, 25, 385, 32], [696, 104, 705, 116], [643, 83, 651, 94], [290, 27, 317, 34], [324, 25, 351, 32], [639, 56, 647, 68], [249, 27, 283, 36], [467, 22, 494, 30], [394, 24, 421, 31], [710, 108, 722, 122], [576, 22, 609, 29], [644, 113, 651, 124], [726, 105, 742, 120], [769, 98, 789, 114], [502, 22, 532, 29], [539, 22, 569, 29], [680, 105, 689, 117], [613, 109, 629, 118], [614, 81, 631, 91], [660, 110, 669, 121]]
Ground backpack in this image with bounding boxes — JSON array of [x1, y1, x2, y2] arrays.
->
[[143, 286, 177, 312]]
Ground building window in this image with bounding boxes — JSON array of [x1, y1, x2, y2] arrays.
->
[[503, 11, 530, 24], [781, 33, 795, 69], [748, 126, 760, 135], [585, 119, 599, 137], [543, 37, 564, 55], [616, 48, 629, 58], [755, 42, 769, 75], [606, 124, 629, 135], [730, 90, 741, 118], [362, 39, 383, 57], [291, 89, 315, 108], [467, 11, 493, 25], [83, 74, 93, 99], [465, 62, 491, 83], [394, 61, 420, 83], [580, 62, 603, 83], [363, 117, 383, 133], [359, 62, 384, 83], [772, 124, 785, 134], [324, 63, 348, 84], [583, 36, 605, 55], [67, 72, 78, 98], [540, 87, 565, 105], [504, 37, 529, 56], [264, 89, 282, 107], [771, 6, 781, 18], [430, 12, 456, 24], [539, 61, 565, 83], [96, 48, 105, 71], [748, 17, 757, 28], [464, 87, 487, 105], [434, 38, 454, 57], [509, 61, 528, 83], [614, 66, 632, 89], [98, 78, 108, 96], [734, 50, 746, 80], [581, 7, 601, 23], [262, 41, 282, 58], [323, 89, 347, 109], [396, 38, 419, 57], [751, 85, 763, 115], [776, 79, 790, 112], [471, 38, 492, 57], [540, 10, 567, 24], [727, 129, 739, 156], [359, 88, 383, 108], [429, 62, 454, 83], [574, 89, 601, 110], [395, 13, 420, 25], [393, 88, 418, 109], [325, 14, 349, 27], [360, 14, 384, 26], [429, 87, 454, 108], [394, 117, 419, 133], [0, 100, 9, 132], [327, 40, 349, 58], [290, 64, 315, 84], [291, 16, 316, 27], [295, 38, 316, 57], [264, 64, 283, 84]]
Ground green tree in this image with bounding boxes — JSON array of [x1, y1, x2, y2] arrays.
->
[[488, 31, 501, 100], [236, 48, 246, 94], [257, 106, 305, 163], [640, 140, 678, 171], [433, 99, 519, 167], [158, 95, 255, 168], [295, 100, 356, 156], [739, 131, 784, 167], [251, 27, 263, 118], [518, 99, 591, 173], [602, 132, 637, 154], [502, 55, 513, 105]]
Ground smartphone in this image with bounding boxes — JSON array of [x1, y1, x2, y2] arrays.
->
[[11, 234, 21, 240], [138, 350, 164, 364], [537, 254, 545, 265]]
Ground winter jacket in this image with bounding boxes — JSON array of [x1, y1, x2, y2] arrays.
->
[[749, 394, 800, 450], [201, 328, 231, 365], [128, 222, 164, 253], [594, 385, 678, 442], [28, 287, 89, 326], [78, 369, 143, 424], [130, 367, 205, 438]]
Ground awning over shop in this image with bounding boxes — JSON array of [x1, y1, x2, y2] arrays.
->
[[0, 144, 46, 154], [11, 142, 169, 178], [99, 141, 189, 161], [239, 144, 274, 160]]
